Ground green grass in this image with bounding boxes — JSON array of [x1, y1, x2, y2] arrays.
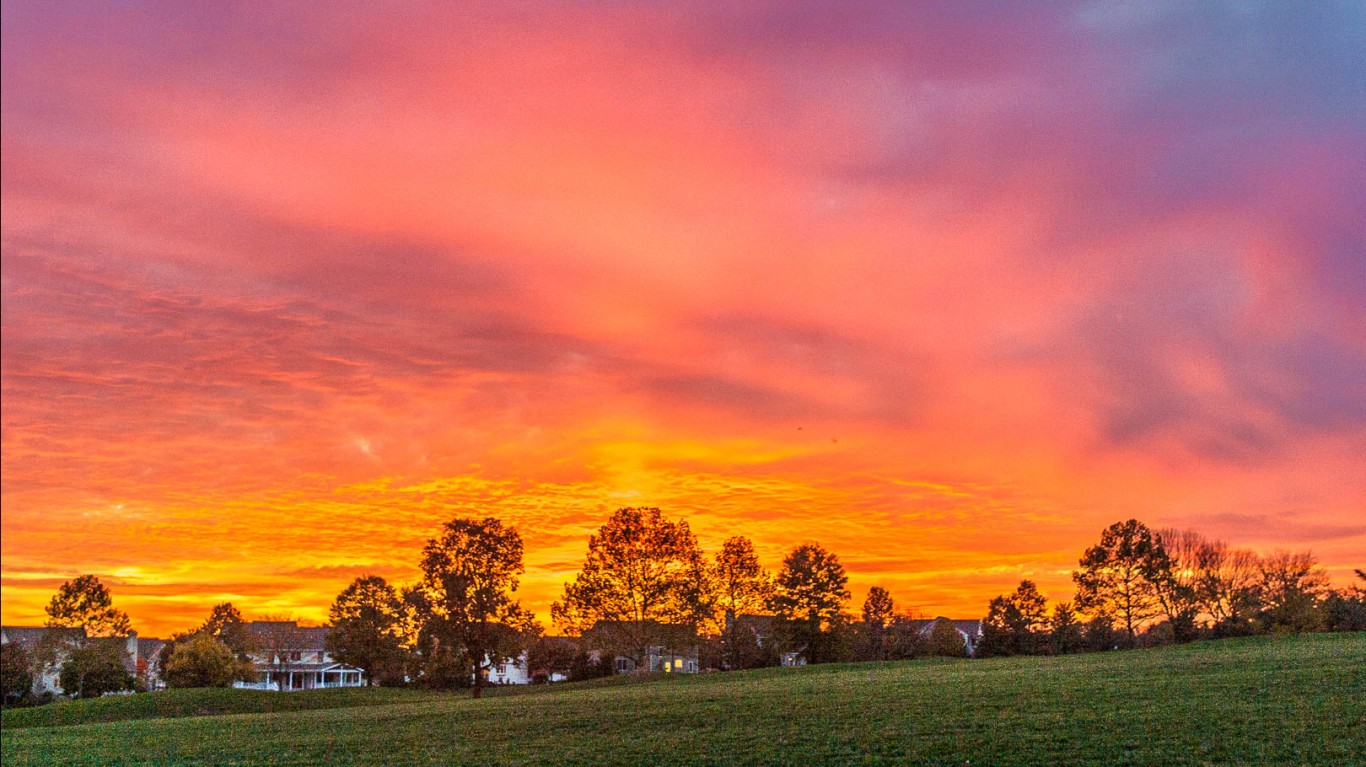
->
[[4, 633, 1363, 766], [0, 686, 448, 730]]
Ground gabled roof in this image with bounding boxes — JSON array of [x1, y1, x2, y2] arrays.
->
[[0, 626, 87, 651], [731, 614, 776, 633], [137, 637, 167, 662], [244, 622, 330, 651], [905, 617, 982, 637]]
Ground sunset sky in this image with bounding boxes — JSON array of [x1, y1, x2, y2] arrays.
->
[[2, 2, 1363, 637]]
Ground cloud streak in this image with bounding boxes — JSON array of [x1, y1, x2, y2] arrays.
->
[[2, 1, 1363, 635]]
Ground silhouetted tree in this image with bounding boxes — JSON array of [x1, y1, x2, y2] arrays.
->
[[884, 614, 929, 659], [1190, 539, 1261, 635], [1082, 615, 1119, 652], [1151, 528, 1204, 640], [414, 517, 538, 698], [1257, 550, 1328, 633], [713, 536, 773, 669], [553, 508, 711, 669], [44, 575, 132, 638], [1049, 602, 1085, 654], [1073, 520, 1170, 643], [768, 543, 850, 663], [1322, 585, 1366, 632], [860, 586, 896, 661], [978, 580, 1048, 656], [328, 575, 407, 687]]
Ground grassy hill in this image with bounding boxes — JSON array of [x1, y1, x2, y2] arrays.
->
[[0, 686, 448, 730], [3, 633, 1363, 766]]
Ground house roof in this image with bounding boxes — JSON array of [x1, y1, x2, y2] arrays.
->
[[244, 622, 330, 651], [730, 614, 776, 634], [137, 638, 167, 662], [0, 626, 87, 651], [905, 618, 984, 639]]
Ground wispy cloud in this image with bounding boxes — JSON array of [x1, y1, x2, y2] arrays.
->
[[3, 0, 1363, 635]]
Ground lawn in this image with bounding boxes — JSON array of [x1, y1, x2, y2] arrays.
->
[[3, 633, 1363, 766]]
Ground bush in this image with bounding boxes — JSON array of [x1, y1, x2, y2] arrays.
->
[[2, 642, 35, 706], [164, 633, 247, 688], [59, 640, 133, 699]]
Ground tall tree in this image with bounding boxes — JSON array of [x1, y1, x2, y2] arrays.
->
[[860, 586, 896, 661], [1257, 550, 1329, 633], [1190, 539, 1261, 634], [327, 575, 406, 686], [416, 517, 537, 698], [552, 507, 711, 669], [199, 603, 256, 661], [1049, 602, 1085, 655], [979, 580, 1049, 656], [1072, 520, 1169, 642], [1151, 528, 1204, 640], [44, 575, 132, 638], [713, 536, 772, 669], [768, 543, 850, 663]]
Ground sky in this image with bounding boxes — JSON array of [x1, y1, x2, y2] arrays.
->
[[2, 1, 1364, 637]]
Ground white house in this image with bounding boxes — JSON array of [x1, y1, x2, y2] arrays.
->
[[233, 621, 366, 691]]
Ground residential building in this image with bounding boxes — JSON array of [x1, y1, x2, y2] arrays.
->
[[906, 617, 984, 656], [1, 626, 154, 696], [233, 621, 365, 691]]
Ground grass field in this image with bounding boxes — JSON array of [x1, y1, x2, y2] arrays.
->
[[3, 633, 1363, 766]]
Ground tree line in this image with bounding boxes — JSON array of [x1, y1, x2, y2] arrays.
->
[[976, 519, 1366, 657], [4, 510, 1362, 704]]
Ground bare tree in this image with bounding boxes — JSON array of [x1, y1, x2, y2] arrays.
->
[[1191, 539, 1261, 631], [1258, 550, 1329, 633], [1152, 528, 1205, 640]]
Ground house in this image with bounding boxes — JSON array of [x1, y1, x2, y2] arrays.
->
[[485, 652, 532, 684], [136, 637, 168, 689], [581, 620, 701, 675], [1, 626, 153, 696], [233, 621, 365, 691], [906, 617, 984, 657]]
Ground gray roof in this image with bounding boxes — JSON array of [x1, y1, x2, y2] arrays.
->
[[137, 637, 167, 664], [245, 622, 329, 651], [1, 626, 87, 651]]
